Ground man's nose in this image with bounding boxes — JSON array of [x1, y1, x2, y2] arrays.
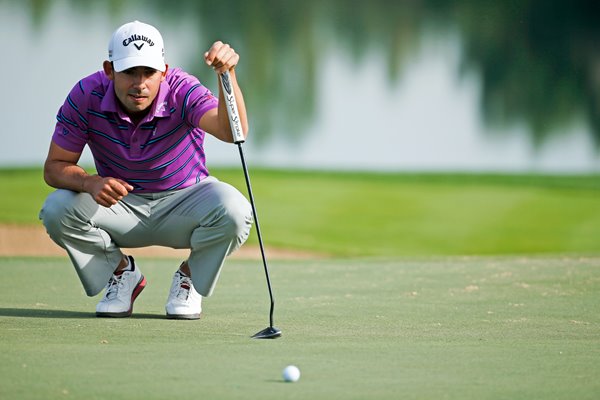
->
[[132, 72, 145, 86]]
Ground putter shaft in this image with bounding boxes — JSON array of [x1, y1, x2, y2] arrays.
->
[[237, 143, 276, 329], [220, 71, 280, 337]]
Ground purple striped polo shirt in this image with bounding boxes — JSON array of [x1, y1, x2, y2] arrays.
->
[[52, 67, 219, 192]]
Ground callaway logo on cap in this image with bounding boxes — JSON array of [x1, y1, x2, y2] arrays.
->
[[108, 20, 166, 72]]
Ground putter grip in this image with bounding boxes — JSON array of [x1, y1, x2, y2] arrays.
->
[[220, 71, 246, 144]]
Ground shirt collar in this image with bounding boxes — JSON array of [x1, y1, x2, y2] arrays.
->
[[152, 79, 171, 118]]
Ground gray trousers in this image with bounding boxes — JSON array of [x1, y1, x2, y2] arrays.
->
[[39, 176, 252, 297]]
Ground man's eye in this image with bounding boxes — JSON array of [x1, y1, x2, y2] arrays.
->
[[121, 68, 157, 76]]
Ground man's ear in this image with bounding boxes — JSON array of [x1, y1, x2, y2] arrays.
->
[[103, 61, 114, 80], [161, 64, 169, 81]]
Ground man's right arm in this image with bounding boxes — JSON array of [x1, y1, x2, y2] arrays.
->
[[44, 141, 133, 207]]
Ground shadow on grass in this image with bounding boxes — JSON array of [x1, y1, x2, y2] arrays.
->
[[0, 308, 166, 319]]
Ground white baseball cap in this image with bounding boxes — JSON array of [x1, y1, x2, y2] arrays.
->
[[108, 20, 166, 72]]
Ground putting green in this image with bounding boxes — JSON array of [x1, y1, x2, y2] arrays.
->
[[1, 256, 598, 399]]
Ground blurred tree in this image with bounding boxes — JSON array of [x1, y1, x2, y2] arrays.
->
[[449, 0, 600, 146], [17, 0, 600, 148]]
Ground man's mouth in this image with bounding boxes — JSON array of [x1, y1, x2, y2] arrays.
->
[[129, 94, 147, 102]]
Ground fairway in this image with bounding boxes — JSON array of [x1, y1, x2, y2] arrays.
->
[[1, 256, 598, 399], [2, 168, 600, 257]]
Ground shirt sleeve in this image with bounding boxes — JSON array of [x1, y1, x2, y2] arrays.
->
[[173, 70, 219, 128], [51, 82, 89, 153]]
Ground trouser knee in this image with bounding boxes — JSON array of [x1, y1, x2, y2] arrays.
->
[[222, 197, 253, 240], [193, 193, 253, 248], [39, 189, 94, 238]]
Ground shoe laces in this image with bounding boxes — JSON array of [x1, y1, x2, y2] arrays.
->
[[104, 272, 127, 300], [172, 272, 192, 301]]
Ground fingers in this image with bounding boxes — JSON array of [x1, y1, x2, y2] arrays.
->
[[204, 41, 239, 74], [117, 179, 134, 192], [96, 192, 119, 208], [92, 178, 132, 207]]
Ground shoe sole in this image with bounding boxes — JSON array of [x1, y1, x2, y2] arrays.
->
[[166, 312, 202, 320], [96, 275, 147, 318]]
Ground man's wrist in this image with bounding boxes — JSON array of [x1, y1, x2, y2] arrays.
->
[[80, 174, 94, 193]]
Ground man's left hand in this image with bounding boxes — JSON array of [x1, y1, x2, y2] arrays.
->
[[204, 41, 239, 74]]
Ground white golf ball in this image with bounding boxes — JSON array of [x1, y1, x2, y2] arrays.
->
[[282, 365, 301, 382]]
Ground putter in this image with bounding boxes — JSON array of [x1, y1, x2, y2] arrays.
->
[[220, 70, 282, 339]]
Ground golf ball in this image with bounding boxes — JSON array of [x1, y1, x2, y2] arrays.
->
[[282, 365, 301, 382]]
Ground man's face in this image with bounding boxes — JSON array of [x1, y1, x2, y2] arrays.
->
[[104, 62, 167, 117]]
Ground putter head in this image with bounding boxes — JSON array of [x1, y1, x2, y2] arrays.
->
[[252, 326, 282, 339]]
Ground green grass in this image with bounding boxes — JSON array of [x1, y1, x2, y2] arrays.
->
[[2, 168, 599, 398], [1, 256, 599, 399], [0, 168, 53, 224], [3, 167, 600, 256]]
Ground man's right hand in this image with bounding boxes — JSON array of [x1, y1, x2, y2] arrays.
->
[[84, 175, 133, 207], [43, 142, 134, 208]]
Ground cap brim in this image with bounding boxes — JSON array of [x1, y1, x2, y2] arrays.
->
[[113, 57, 166, 72]]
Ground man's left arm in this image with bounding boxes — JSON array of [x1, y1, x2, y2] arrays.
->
[[199, 41, 249, 143]]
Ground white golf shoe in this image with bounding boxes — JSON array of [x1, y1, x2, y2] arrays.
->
[[96, 256, 146, 318], [165, 270, 202, 320]]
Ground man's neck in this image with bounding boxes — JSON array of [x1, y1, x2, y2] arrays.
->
[[129, 111, 148, 126], [117, 100, 151, 126]]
